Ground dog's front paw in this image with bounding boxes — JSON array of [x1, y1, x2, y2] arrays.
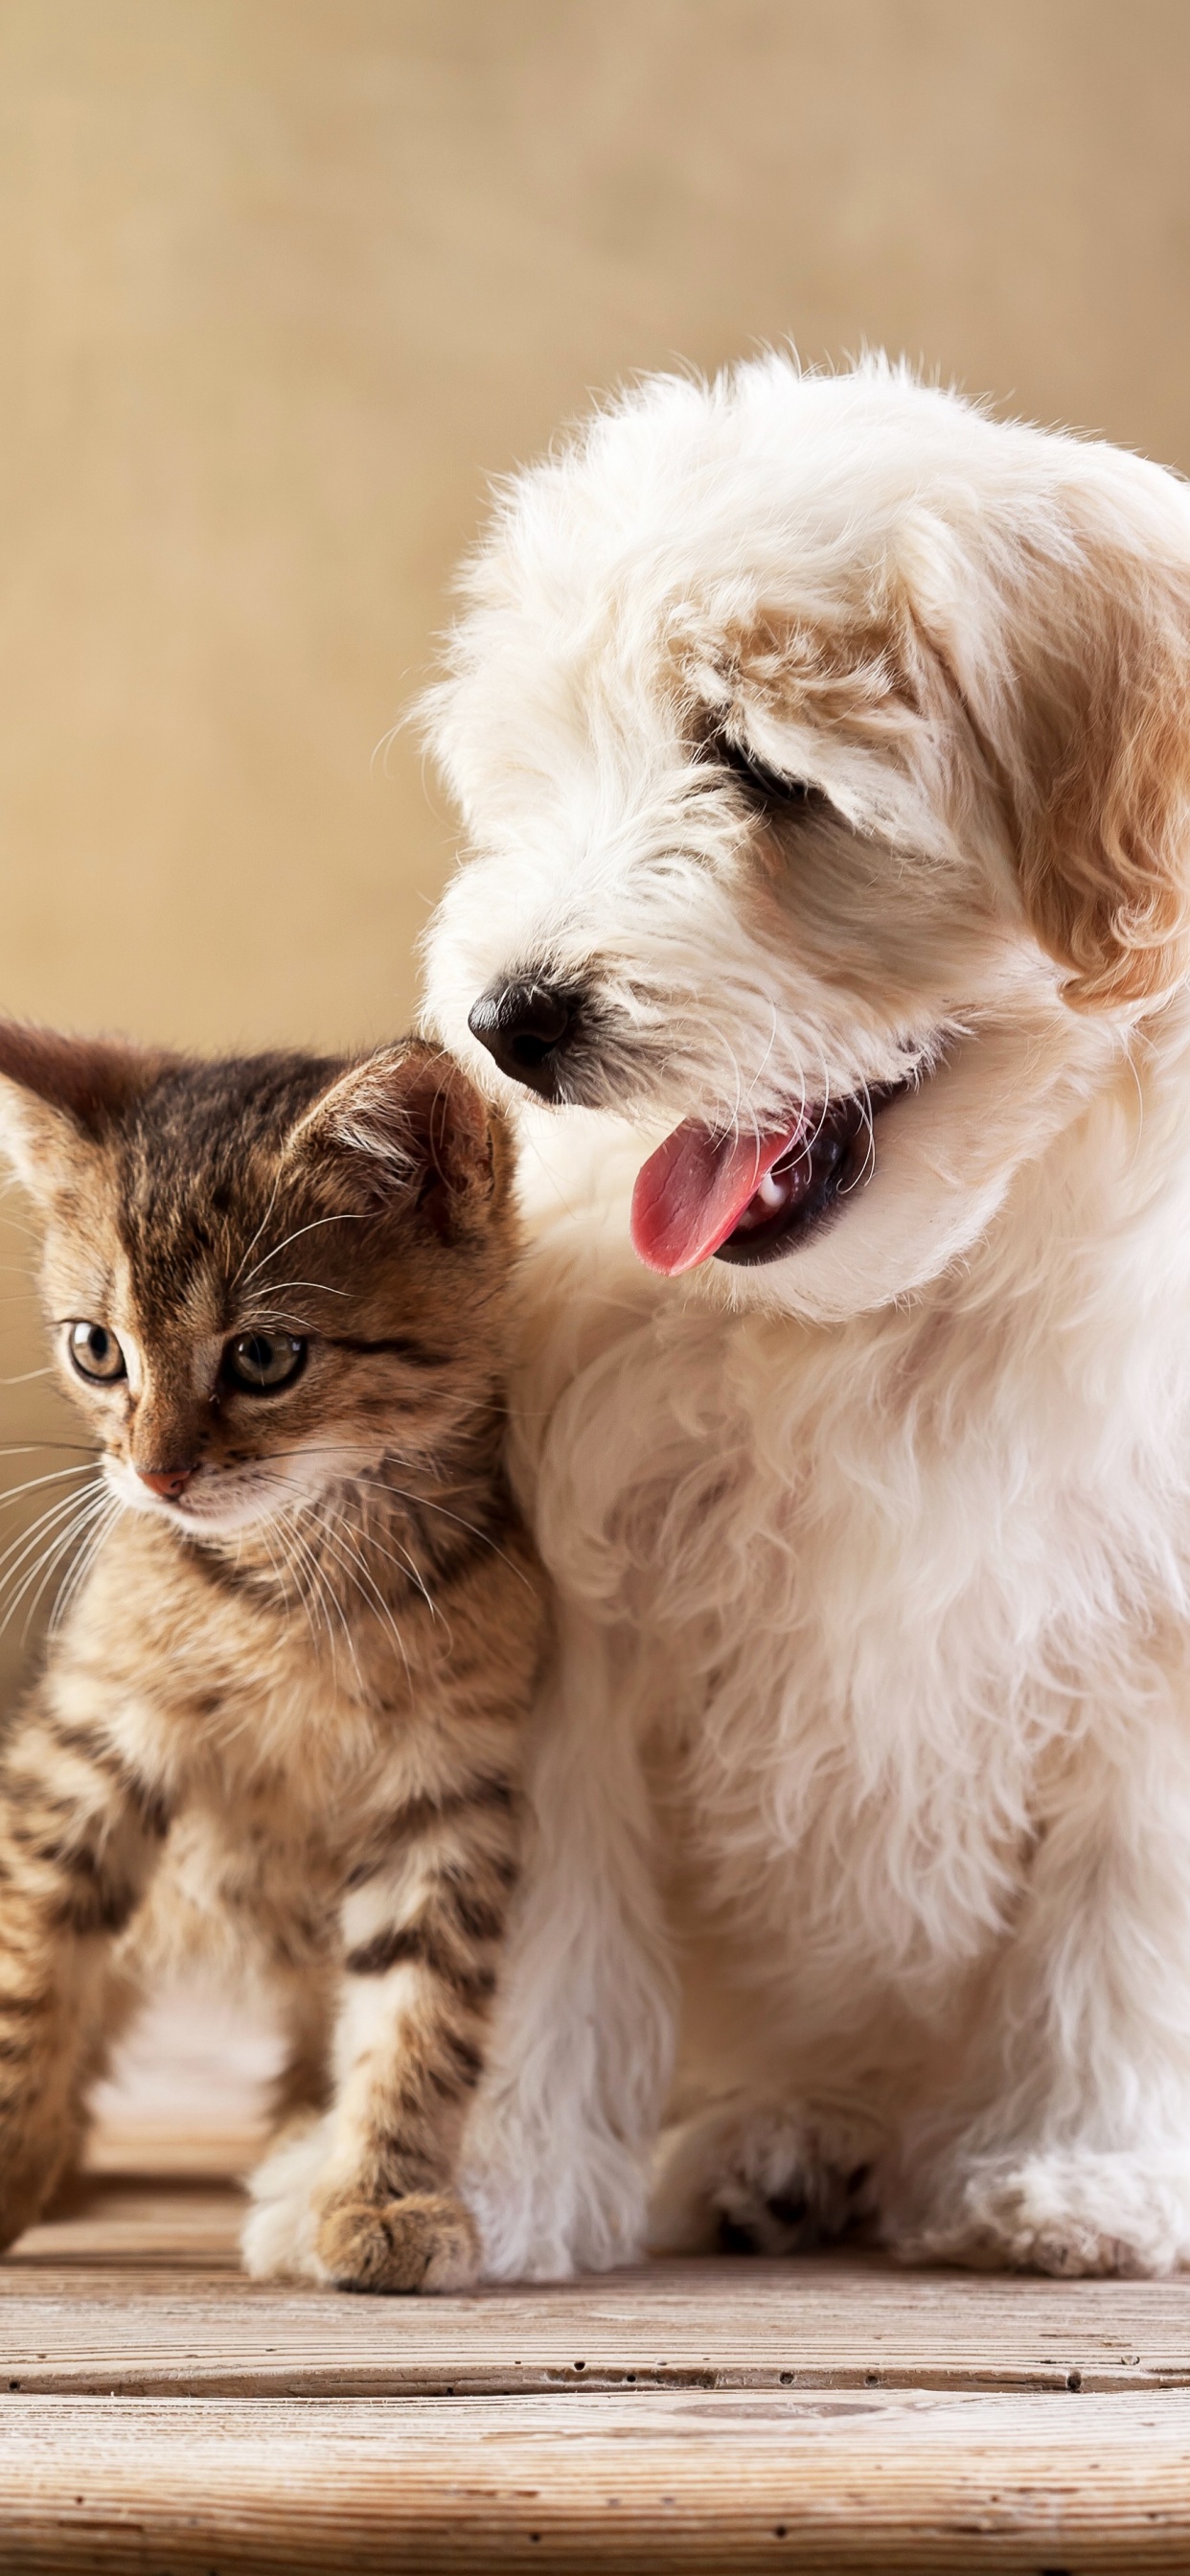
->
[[314, 2188, 480, 2294], [459, 2091, 649, 2280], [894, 2150, 1190, 2279], [651, 2096, 881, 2255]]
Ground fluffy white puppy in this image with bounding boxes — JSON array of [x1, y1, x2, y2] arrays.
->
[[421, 353, 1190, 2280]]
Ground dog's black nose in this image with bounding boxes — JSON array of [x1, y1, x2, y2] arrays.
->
[[468, 980, 579, 1097]]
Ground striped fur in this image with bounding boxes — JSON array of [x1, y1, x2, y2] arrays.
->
[[0, 1026, 547, 2290]]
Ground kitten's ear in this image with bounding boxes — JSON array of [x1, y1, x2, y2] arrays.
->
[[0, 1023, 169, 1200], [286, 1043, 503, 1238]]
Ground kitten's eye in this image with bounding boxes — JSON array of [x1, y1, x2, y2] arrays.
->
[[716, 731, 812, 806], [224, 1332, 307, 1393], [67, 1322, 126, 1384]]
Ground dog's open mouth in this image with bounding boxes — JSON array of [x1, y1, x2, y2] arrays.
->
[[629, 1081, 910, 1275]]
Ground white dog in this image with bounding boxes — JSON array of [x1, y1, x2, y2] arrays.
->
[[420, 353, 1190, 2281]]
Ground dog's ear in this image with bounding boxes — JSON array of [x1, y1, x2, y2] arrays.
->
[[701, 603, 930, 765], [693, 591, 958, 857], [986, 508, 1190, 1013]]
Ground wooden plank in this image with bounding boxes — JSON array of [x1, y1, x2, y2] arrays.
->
[[1, 2386, 1189, 2571], [84, 2121, 263, 2180], [8, 2173, 245, 2273], [2, 2029, 1189, 2571], [4, 2174, 1190, 2396]]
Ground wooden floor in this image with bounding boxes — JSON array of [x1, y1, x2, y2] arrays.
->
[[5, 1997, 1190, 2570]]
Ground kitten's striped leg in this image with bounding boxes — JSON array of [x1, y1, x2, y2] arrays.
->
[[313, 1775, 521, 2293], [263, 1963, 335, 2143], [0, 1683, 170, 2243]]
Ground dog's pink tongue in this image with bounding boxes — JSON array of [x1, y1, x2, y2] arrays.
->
[[630, 1118, 805, 1276]]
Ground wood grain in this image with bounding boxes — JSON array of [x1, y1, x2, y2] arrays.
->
[[6, 2173, 1190, 2404], [2, 2387, 1190, 2572], [5, 2122, 1190, 2564], [6, 2183, 1190, 2398]]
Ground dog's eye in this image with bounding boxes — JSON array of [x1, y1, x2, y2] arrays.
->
[[715, 733, 812, 807]]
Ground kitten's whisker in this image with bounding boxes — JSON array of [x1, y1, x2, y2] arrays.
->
[[21, 1508, 105, 1636], [237, 1312, 318, 1337], [349, 1510, 444, 1632], [247, 1441, 531, 1588], [249, 1476, 340, 1662], [303, 1472, 440, 1611], [48, 1497, 123, 1634], [238, 1210, 374, 1294], [0, 1496, 103, 1587], [0, 1494, 98, 1586], [0, 1516, 89, 1628], [286, 1502, 355, 1671], [316, 1513, 409, 1686], [49, 1505, 118, 1635], [277, 1508, 335, 1661], [341, 1468, 534, 1592], [0, 1442, 103, 1460], [298, 1503, 393, 1669], [228, 1166, 285, 1289], [240, 1278, 350, 1300], [256, 1460, 449, 1631], [0, 1488, 112, 1638], [0, 1481, 105, 1589], [272, 1522, 322, 1656], [259, 1518, 321, 1660], [305, 1524, 362, 1679], [0, 1212, 42, 1247], [364, 1526, 437, 1618], [0, 1461, 105, 1513]]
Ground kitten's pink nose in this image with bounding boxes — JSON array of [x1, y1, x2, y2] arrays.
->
[[137, 1465, 195, 1500]]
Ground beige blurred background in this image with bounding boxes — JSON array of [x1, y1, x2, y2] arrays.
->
[[1, 0, 1189, 1691]]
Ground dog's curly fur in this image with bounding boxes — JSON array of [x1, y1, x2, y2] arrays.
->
[[421, 353, 1190, 2281]]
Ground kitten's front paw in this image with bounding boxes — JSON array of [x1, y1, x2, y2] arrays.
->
[[314, 2188, 481, 2294]]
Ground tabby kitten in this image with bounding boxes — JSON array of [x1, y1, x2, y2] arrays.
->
[[0, 1023, 546, 2292]]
